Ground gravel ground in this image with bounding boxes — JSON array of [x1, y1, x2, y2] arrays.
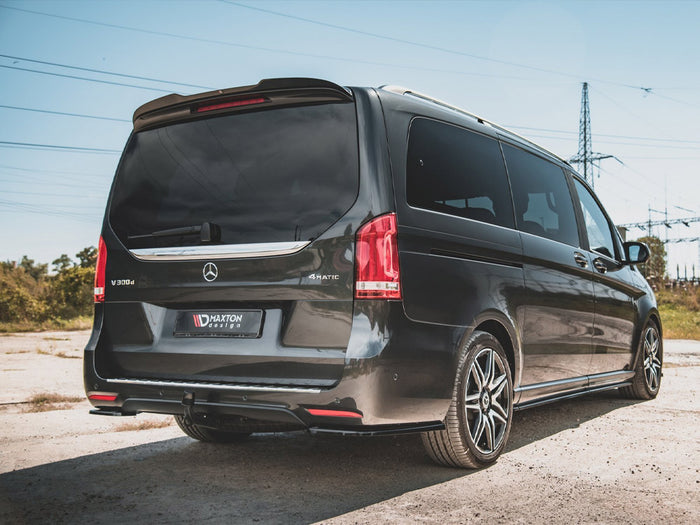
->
[[0, 330, 698, 524]]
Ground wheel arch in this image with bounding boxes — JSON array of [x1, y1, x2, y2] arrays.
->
[[631, 307, 663, 371], [460, 310, 522, 390]]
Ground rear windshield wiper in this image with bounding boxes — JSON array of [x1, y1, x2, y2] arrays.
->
[[128, 222, 221, 243]]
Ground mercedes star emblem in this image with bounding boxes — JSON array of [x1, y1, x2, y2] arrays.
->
[[203, 262, 219, 282]]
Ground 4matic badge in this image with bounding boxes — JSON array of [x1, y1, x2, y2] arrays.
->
[[308, 273, 340, 281], [203, 262, 218, 282]]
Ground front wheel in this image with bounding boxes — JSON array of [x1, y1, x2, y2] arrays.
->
[[422, 331, 513, 468], [621, 320, 662, 400]]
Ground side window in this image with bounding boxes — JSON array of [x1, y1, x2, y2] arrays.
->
[[406, 118, 514, 229], [573, 178, 617, 260], [503, 144, 579, 246]]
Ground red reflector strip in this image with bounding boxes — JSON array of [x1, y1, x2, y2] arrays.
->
[[306, 408, 362, 419], [196, 97, 266, 113], [89, 394, 118, 402]]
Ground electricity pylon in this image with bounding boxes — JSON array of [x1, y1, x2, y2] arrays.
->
[[569, 82, 613, 188]]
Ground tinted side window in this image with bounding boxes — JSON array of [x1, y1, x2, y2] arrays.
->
[[573, 178, 617, 259], [503, 144, 579, 246], [406, 118, 514, 228]]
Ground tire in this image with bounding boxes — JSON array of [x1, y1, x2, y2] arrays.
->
[[621, 319, 662, 400], [422, 330, 513, 468], [174, 415, 251, 443]]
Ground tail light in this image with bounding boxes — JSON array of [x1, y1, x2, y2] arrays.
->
[[94, 236, 107, 303], [355, 213, 401, 300]]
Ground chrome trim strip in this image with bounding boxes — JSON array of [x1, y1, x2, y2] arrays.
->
[[106, 377, 323, 394], [129, 241, 310, 261], [515, 375, 587, 393]]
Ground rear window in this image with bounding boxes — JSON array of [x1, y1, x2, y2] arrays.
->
[[109, 102, 359, 249]]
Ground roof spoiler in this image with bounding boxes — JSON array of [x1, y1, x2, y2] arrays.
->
[[133, 78, 353, 131]]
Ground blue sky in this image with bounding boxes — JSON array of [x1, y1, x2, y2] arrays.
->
[[1, 0, 699, 275]]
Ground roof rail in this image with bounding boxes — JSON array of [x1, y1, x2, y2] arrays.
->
[[379, 85, 569, 165]]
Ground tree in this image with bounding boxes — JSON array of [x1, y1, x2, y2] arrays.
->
[[18, 256, 48, 281], [76, 246, 97, 269], [636, 236, 666, 286], [52, 254, 73, 273], [0, 264, 48, 322], [45, 266, 93, 319]]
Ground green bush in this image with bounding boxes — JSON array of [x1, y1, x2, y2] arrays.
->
[[45, 266, 94, 319], [0, 265, 48, 322], [0, 248, 95, 326]]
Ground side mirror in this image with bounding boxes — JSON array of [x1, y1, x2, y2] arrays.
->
[[623, 241, 650, 265]]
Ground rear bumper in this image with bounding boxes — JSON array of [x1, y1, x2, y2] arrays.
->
[[84, 301, 458, 434]]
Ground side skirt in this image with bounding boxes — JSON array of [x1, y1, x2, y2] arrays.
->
[[514, 381, 632, 411]]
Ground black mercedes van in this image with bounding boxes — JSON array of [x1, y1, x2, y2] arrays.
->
[[85, 78, 661, 468]]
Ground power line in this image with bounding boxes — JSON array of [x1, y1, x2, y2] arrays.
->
[[505, 124, 700, 145], [0, 64, 173, 93], [618, 217, 700, 229], [0, 104, 130, 123], [0, 53, 214, 91], [1, 189, 107, 200], [223, 1, 655, 92], [0, 176, 106, 191], [665, 237, 700, 244], [0, 4, 639, 88], [0, 141, 121, 154], [0, 200, 98, 222], [524, 133, 700, 151], [0, 163, 109, 178]]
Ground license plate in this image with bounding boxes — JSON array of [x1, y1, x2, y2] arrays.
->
[[174, 310, 263, 338]]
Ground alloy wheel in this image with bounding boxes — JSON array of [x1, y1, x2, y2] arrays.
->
[[642, 325, 662, 392], [464, 347, 511, 455]]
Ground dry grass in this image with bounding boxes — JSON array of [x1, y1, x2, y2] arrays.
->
[[36, 348, 54, 356], [25, 393, 84, 413], [56, 351, 82, 359], [0, 316, 92, 333], [656, 288, 700, 340], [114, 419, 173, 432], [659, 305, 700, 340]]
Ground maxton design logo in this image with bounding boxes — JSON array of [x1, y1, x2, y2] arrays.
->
[[203, 262, 218, 282], [192, 313, 245, 328]]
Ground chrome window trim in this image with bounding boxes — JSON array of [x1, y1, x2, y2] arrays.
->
[[129, 241, 310, 261]]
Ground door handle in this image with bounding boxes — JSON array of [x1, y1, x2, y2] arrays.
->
[[593, 258, 608, 274], [573, 252, 588, 268]]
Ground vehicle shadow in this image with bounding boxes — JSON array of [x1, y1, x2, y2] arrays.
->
[[0, 391, 640, 524], [507, 390, 642, 451]]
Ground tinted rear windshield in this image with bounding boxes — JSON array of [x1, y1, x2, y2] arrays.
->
[[109, 102, 359, 249]]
